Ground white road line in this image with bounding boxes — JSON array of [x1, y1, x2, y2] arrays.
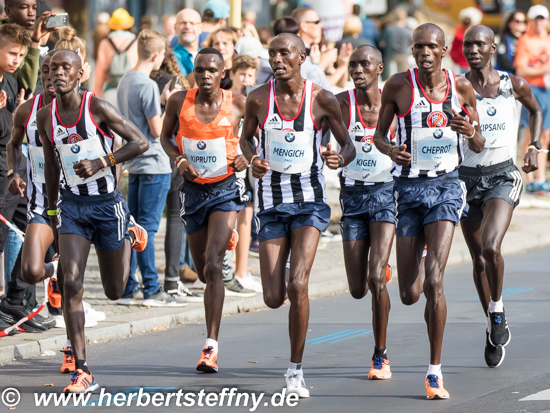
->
[[519, 388, 550, 401]]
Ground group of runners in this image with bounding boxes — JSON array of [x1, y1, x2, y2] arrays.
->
[[11, 21, 542, 399]]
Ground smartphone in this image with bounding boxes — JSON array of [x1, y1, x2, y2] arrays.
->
[[169, 76, 181, 91], [45, 13, 69, 29]]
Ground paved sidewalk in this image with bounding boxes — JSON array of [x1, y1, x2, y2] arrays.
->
[[1, 189, 549, 365]]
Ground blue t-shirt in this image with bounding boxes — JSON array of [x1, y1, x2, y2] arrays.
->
[[170, 36, 195, 76], [117, 71, 171, 175]]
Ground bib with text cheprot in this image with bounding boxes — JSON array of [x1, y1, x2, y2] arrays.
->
[[28, 145, 46, 184], [411, 127, 458, 171], [343, 132, 392, 182], [182, 136, 228, 178], [264, 129, 314, 174], [477, 101, 516, 149], [57, 136, 111, 186]]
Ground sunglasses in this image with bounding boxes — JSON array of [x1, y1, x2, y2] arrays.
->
[[305, 20, 321, 25], [513, 19, 527, 23]]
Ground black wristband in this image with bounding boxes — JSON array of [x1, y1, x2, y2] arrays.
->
[[530, 141, 542, 150], [31, 36, 40, 43]]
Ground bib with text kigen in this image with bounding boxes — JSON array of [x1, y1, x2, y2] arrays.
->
[[411, 127, 458, 171], [264, 129, 314, 174], [57, 136, 111, 186], [28, 145, 46, 184], [477, 101, 516, 149], [343, 124, 392, 182], [182, 136, 228, 178]]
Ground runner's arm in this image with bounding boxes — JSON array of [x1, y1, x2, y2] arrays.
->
[[453, 76, 484, 153], [511, 74, 543, 173], [6, 100, 32, 197], [241, 87, 270, 178], [160, 91, 186, 161]]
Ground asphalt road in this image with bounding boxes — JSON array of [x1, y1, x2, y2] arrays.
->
[[2, 247, 550, 413]]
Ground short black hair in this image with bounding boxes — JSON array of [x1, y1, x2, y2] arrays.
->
[[353, 44, 383, 65], [413, 23, 446, 46], [196, 47, 224, 64]]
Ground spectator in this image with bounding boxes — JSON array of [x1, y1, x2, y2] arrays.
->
[[117, 30, 184, 307], [92, 12, 110, 61], [336, 15, 367, 51], [230, 54, 257, 95], [257, 26, 272, 47], [199, 0, 230, 46], [379, 7, 413, 80], [171, 8, 202, 77], [234, 36, 272, 83], [239, 21, 260, 40], [93, 7, 138, 106], [243, 10, 256, 26], [496, 10, 527, 75], [162, 14, 176, 42], [515, 5, 550, 193], [140, 15, 157, 32], [353, 4, 380, 48], [450, 7, 483, 74], [54, 26, 90, 83], [204, 27, 237, 90], [150, 44, 190, 92], [2, 0, 57, 93]]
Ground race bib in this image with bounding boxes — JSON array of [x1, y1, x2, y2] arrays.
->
[[343, 138, 392, 182], [478, 103, 516, 149], [182, 136, 228, 178], [28, 145, 46, 184], [56, 136, 111, 186], [411, 127, 458, 171], [264, 129, 314, 174]]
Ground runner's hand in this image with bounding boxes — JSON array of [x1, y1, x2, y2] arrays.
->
[[321, 143, 340, 170], [49, 216, 59, 250], [8, 173, 26, 197], [73, 159, 103, 178], [230, 154, 248, 172], [178, 160, 200, 181], [450, 109, 474, 137], [251, 157, 269, 179], [391, 144, 411, 166], [523, 147, 538, 173]]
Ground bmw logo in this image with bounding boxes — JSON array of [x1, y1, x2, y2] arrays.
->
[[285, 133, 295, 143], [487, 106, 496, 116], [197, 141, 206, 150], [433, 129, 444, 139], [362, 141, 372, 153], [70, 144, 80, 154]]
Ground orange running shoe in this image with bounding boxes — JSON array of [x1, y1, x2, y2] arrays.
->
[[47, 255, 62, 309], [385, 264, 392, 284], [60, 346, 75, 373], [368, 355, 392, 380], [227, 230, 239, 251], [196, 345, 218, 373], [63, 369, 99, 393], [425, 374, 450, 399], [128, 216, 148, 252]]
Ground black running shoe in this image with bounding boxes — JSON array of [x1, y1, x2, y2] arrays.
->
[[0, 298, 48, 331], [484, 332, 505, 368], [488, 310, 511, 347], [0, 310, 17, 336], [34, 313, 56, 329]]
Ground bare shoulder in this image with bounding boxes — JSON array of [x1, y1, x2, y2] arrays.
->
[[382, 72, 411, 98], [13, 97, 35, 124], [335, 90, 349, 106], [231, 91, 246, 110], [454, 74, 474, 94], [245, 83, 270, 110], [509, 73, 531, 94], [36, 104, 52, 124], [313, 86, 338, 106]]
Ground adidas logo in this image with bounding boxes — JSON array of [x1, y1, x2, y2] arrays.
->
[[414, 99, 429, 110], [350, 122, 364, 135], [218, 117, 231, 127], [266, 114, 282, 128], [30, 119, 37, 128], [55, 125, 68, 137]]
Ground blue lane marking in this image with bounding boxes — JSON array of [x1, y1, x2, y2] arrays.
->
[[473, 286, 533, 300], [306, 329, 373, 345]]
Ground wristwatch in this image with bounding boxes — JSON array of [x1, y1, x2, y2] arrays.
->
[[529, 141, 542, 151], [7, 169, 17, 178]]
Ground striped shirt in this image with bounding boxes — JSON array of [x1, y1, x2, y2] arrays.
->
[[25, 94, 47, 216], [394, 68, 465, 178], [461, 71, 518, 167], [340, 89, 394, 186], [257, 79, 325, 211], [50, 91, 116, 196]]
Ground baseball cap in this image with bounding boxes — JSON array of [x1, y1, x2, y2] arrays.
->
[[527, 5, 549, 20], [203, 0, 230, 19], [235, 37, 269, 60]]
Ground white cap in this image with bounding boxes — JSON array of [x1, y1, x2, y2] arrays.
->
[[458, 7, 483, 25], [235, 37, 269, 60], [527, 5, 549, 20]]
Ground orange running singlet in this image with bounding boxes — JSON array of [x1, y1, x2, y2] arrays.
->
[[176, 88, 238, 184]]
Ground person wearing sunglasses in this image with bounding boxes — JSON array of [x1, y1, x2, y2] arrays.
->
[[496, 11, 527, 75]]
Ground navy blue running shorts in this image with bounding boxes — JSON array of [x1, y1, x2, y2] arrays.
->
[[393, 170, 468, 237], [339, 181, 396, 242], [256, 201, 330, 242], [459, 159, 522, 222], [57, 189, 130, 251], [179, 175, 251, 235], [27, 210, 49, 225]]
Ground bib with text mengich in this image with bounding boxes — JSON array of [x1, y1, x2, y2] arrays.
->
[[264, 128, 314, 174]]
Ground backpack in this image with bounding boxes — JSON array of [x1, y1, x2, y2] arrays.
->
[[106, 37, 136, 89]]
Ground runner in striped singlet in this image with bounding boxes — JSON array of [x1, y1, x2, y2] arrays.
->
[[373, 23, 485, 399]]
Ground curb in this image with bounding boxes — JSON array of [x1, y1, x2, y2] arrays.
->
[[2, 228, 550, 366]]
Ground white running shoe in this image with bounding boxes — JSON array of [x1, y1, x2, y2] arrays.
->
[[285, 371, 310, 398], [237, 273, 263, 292], [142, 289, 188, 307], [167, 281, 204, 303]]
